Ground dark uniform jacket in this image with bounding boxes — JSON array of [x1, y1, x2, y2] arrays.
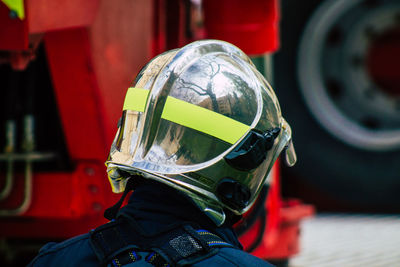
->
[[28, 180, 273, 267]]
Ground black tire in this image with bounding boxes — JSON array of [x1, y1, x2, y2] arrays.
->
[[274, 0, 400, 210]]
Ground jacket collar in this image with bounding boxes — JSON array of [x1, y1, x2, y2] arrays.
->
[[117, 179, 243, 249]]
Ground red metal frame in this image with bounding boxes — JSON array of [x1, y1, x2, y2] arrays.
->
[[0, 1, 29, 50], [0, 0, 151, 238], [203, 0, 280, 54], [0, 27, 120, 237]]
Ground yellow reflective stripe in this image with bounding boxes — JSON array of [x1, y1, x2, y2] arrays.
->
[[162, 96, 249, 144], [123, 87, 149, 112], [123, 87, 250, 144], [1, 0, 25, 19]]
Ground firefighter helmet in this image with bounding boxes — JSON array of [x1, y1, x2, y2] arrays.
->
[[106, 40, 296, 225]]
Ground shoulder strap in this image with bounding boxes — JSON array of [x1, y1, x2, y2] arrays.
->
[[89, 217, 234, 267]]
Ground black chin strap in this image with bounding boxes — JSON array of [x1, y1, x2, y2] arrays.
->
[[104, 176, 138, 221]]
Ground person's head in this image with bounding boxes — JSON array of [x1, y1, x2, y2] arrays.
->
[[106, 40, 296, 225]]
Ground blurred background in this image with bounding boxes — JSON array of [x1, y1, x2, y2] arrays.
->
[[0, 0, 399, 266]]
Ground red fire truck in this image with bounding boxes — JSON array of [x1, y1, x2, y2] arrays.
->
[[15, 0, 400, 265]]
